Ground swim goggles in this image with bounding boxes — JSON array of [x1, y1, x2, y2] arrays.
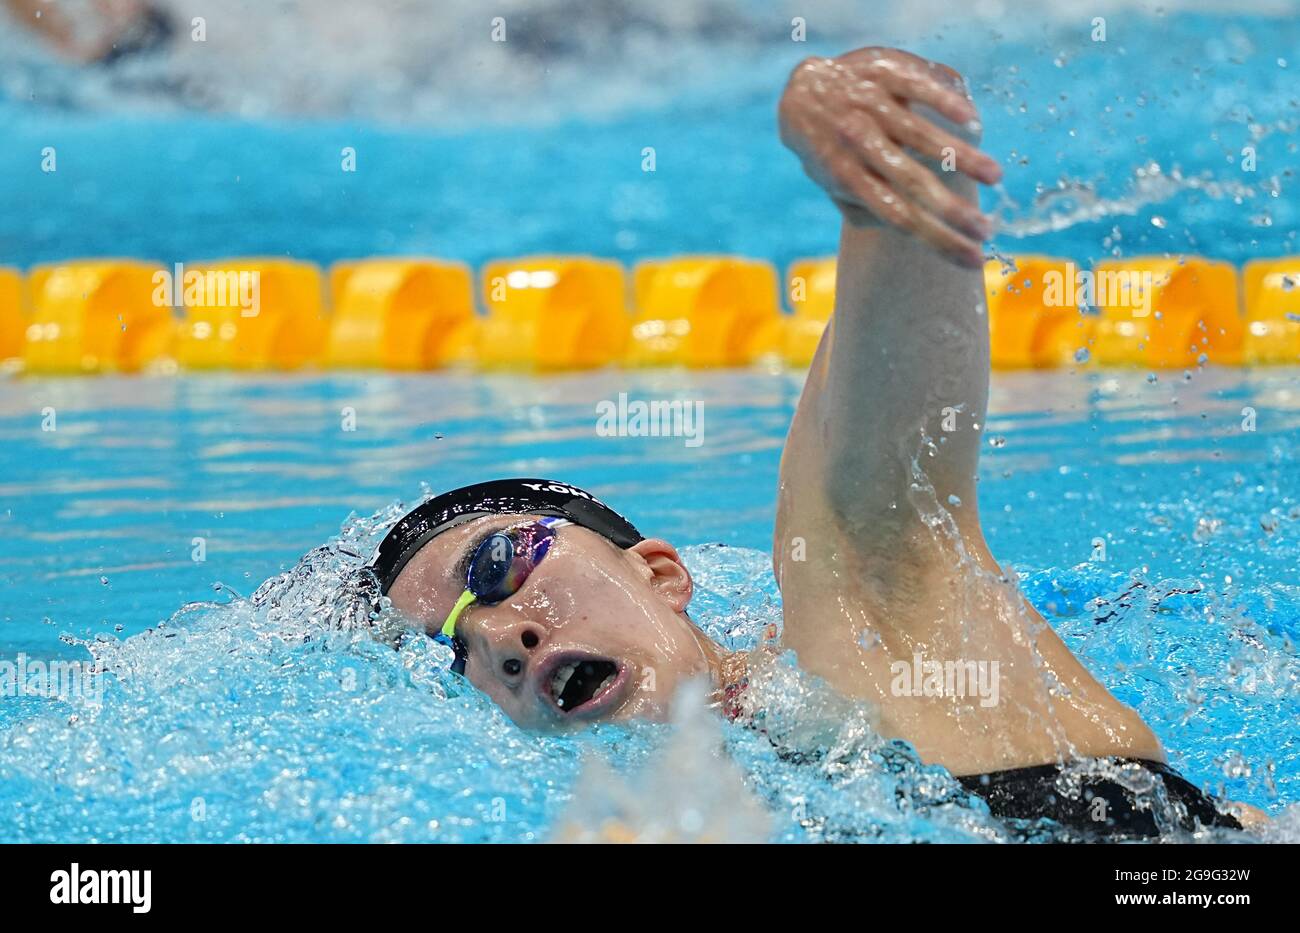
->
[[434, 516, 571, 675]]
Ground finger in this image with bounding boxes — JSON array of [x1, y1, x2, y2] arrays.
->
[[829, 161, 984, 268], [868, 62, 977, 127], [828, 164, 912, 229], [840, 47, 966, 92], [843, 116, 990, 240], [872, 96, 1003, 185], [908, 208, 986, 269]]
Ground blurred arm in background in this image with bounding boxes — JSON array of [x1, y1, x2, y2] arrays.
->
[[5, 0, 173, 64]]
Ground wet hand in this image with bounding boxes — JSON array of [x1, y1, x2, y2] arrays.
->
[[778, 47, 1003, 269]]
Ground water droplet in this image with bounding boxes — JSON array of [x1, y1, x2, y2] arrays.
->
[[947, 494, 963, 507], [1150, 216, 1166, 228], [1194, 517, 1223, 542], [1074, 347, 1091, 363]]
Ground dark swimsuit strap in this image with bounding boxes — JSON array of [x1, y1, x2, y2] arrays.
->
[[724, 668, 1241, 839], [959, 758, 1242, 839]]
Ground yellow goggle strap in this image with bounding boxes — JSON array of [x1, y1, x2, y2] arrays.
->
[[441, 588, 478, 639]]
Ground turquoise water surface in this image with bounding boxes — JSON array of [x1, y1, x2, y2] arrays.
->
[[1, 368, 1298, 841]]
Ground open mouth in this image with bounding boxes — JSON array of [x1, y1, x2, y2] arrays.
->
[[549, 658, 621, 712]]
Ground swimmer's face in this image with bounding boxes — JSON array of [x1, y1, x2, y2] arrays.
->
[[387, 514, 719, 729]]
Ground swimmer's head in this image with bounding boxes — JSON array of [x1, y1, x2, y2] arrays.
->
[[371, 479, 724, 729]]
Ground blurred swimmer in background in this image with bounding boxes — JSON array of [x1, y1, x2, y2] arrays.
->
[[5, 0, 173, 64]]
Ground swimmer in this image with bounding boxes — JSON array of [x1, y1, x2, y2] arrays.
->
[[369, 46, 1266, 839], [5, 0, 173, 65]]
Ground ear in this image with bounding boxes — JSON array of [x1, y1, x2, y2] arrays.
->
[[625, 538, 693, 613]]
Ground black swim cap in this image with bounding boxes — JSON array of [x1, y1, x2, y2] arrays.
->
[[369, 478, 644, 594]]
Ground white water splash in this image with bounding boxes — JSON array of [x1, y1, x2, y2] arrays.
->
[[549, 680, 774, 843], [992, 162, 1282, 237], [4, 0, 1296, 124]]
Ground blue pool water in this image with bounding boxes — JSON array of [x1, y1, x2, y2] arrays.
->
[[2, 3, 1300, 841], [2, 369, 1299, 842], [2, 7, 1298, 269]]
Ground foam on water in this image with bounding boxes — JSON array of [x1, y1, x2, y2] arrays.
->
[[3, 494, 1296, 842], [991, 162, 1284, 239], [2, 0, 1297, 126]]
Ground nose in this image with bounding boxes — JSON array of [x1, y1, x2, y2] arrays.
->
[[472, 612, 546, 682]]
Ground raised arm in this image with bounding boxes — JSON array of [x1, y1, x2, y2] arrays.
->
[[5, 0, 80, 51], [771, 49, 1165, 773], [775, 48, 1002, 579], [4, 0, 149, 62]]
